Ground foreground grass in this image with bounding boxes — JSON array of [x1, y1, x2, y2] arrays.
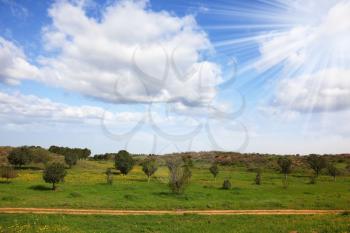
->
[[0, 160, 349, 210], [0, 214, 349, 233]]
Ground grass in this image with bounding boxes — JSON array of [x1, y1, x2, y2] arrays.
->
[[0, 160, 349, 210], [0, 214, 349, 233]]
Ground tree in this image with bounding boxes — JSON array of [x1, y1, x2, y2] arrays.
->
[[209, 163, 219, 181], [0, 166, 17, 183], [167, 158, 192, 194], [64, 154, 78, 168], [43, 163, 67, 190], [48, 146, 91, 160], [255, 169, 262, 185], [277, 157, 292, 180], [222, 179, 231, 190], [115, 150, 134, 175], [141, 156, 158, 183], [306, 154, 327, 177], [7, 147, 32, 168], [327, 163, 340, 181], [105, 168, 113, 185]]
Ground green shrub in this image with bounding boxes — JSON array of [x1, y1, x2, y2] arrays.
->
[[7, 147, 32, 168], [255, 170, 262, 185], [43, 163, 67, 190], [209, 163, 219, 180], [167, 158, 192, 194], [141, 156, 158, 183], [307, 154, 327, 177], [115, 150, 134, 175], [105, 168, 113, 185], [327, 163, 340, 181], [222, 179, 231, 190]]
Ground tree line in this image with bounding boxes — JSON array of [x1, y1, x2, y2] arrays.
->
[[49, 146, 91, 160], [0, 148, 347, 193]]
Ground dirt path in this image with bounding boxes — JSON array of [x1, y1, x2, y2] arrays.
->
[[0, 208, 347, 215]]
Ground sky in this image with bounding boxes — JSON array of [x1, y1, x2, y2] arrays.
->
[[0, 0, 349, 155]]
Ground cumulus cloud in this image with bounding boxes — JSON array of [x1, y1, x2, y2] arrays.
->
[[255, 1, 350, 71], [256, 1, 350, 113], [271, 69, 350, 113], [37, 0, 221, 106], [0, 91, 144, 126], [0, 37, 40, 85]]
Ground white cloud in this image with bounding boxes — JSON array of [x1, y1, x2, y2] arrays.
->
[[255, 1, 350, 72], [271, 69, 350, 113], [0, 37, 40, 85], [37, 0, 221, 106], [0, 91, 143, 127], [256, 1, 350, 113]]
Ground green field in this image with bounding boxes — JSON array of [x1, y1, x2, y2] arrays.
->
[[1, 160, 349, 210], [0, 214, 349, 233]]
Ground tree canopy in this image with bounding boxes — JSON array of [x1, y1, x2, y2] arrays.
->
[[115, 150, 134, 175]]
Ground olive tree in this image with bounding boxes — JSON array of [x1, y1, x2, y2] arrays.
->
[[105, 168, 113, 185], [222, 179, 231, 190], [255, 169, 262, 185], [167, 158, 191, 194], [306, 154, 327, 177], [209, 163, 219, 181], [141, 156, 158, 183], [8, 147, 32, 168], [115, 150, 134, 175], [43, 163, 67, 190], [327, 163, 340, 181], [277, 157, 292, 180]]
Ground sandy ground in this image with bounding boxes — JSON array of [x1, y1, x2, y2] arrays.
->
[[0, 208, 347, 215]]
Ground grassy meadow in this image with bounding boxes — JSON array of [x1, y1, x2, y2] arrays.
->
[[1, 159, 350, 210], [0, 214, 349, 233]]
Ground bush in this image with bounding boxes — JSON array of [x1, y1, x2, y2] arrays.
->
[[7, 147, 32, 167], [277, 157, 292, 180], [167, 158, 191, 194], [327, 163, 340, 181], [49, 146, 91, 160], [306, 154, 327, 177], [255, 170, 262, 185], [141, 156, 158, 183], [43, 163, 67, 190], [209, 163, 219, 180], [115, 150, 134, 175], [222, 179, 231, 190], [105, 168, 113, 185], [64, 154, 78, 168], [0, 166, 17, 182]]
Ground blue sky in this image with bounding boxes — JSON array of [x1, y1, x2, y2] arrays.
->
[[1, 0, 350, 155]]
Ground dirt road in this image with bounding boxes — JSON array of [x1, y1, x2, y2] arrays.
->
[[0, 208, 347, 215]]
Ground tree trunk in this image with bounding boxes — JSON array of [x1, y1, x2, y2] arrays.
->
[[333, 176, 336, 182], [147, 176, 150, 183], [284, 173, 288, 181], [52, 182, 56, 190]]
